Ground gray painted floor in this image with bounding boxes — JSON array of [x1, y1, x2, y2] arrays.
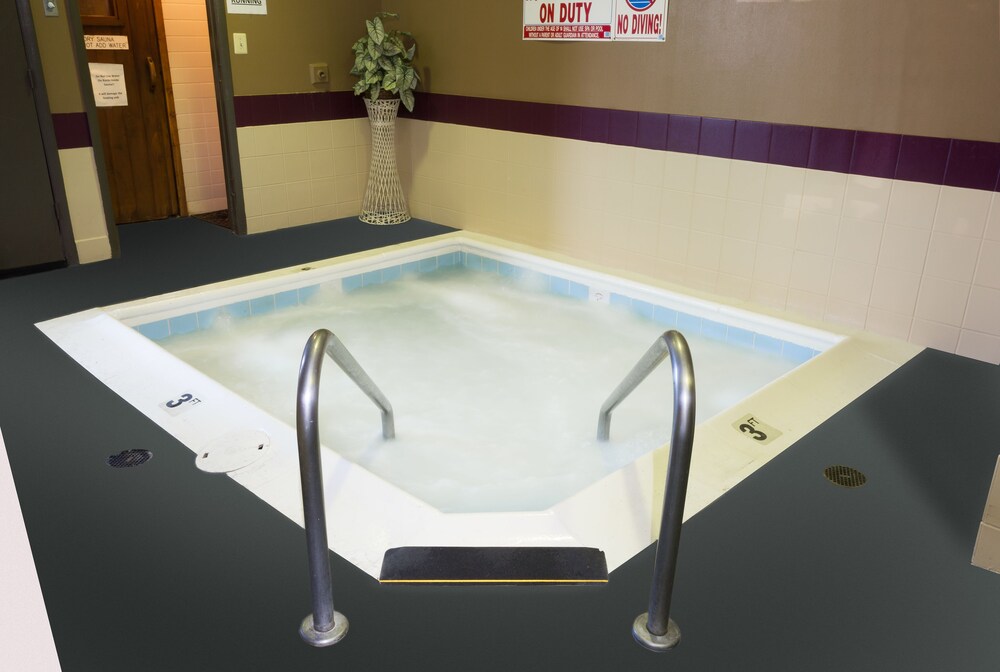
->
[[2, 217, 999, 671]]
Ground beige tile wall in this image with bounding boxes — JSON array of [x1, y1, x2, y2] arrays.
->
[[973, 456, 1000, 574], [402, 120, 1000, 364], [161, 0, 226, 214], [235, 117, 395, 234]]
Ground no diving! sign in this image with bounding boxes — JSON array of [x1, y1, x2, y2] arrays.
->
[[523, 0, 667, 41]]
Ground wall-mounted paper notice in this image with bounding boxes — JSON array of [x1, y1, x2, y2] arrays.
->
[[227, 0, 266, 14], [84, 34, 129, 50], [88, 63, 128, 107]]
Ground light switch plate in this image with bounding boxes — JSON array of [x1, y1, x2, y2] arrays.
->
[[309, 63, 329, 85], [233, 33, 248, 55], [43, 0, 58, 17]]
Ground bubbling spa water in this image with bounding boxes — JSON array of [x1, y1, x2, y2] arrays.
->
[[159, 267, 798, 513]]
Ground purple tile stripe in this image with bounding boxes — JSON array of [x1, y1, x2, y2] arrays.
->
[[234, 91, 1000, 192], [52, 112, 91, 149]]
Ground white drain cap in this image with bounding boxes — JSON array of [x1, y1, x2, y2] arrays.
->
[[195, 429, 271, 473]]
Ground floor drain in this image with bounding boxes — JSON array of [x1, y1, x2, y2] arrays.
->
[[823, 465, 867, 488], [107, 449, 153, 468]]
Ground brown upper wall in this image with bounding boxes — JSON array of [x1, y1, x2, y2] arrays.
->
[[227, 0, 380, 95], [387, 0, 1000, 142], [30, 1, 84, 114]]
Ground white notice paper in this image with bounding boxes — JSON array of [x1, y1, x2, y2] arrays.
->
[[88, 62, 128, 107], [227, 0, 266, 15]]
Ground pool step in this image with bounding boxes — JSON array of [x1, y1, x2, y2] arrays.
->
[[378, 546, 608, 585]]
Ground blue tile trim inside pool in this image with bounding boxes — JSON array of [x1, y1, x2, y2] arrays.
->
[[133, 249, 823, 363]]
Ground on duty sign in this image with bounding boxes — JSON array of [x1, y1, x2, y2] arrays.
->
[[523, 0, 667, 41]]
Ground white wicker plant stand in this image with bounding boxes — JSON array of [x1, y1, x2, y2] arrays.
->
[[359, 98, 410, 225]]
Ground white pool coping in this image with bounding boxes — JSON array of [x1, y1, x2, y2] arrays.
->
[[36, 233, 922, 579]]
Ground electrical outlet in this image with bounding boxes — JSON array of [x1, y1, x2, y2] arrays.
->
[[233, 33, 247, 55], [309, 63, 329, 85]]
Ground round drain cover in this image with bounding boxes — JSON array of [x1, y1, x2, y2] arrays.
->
[[195, 429, 271, 474], [107, 449, 153, 468], [823, 465, 867, 488]]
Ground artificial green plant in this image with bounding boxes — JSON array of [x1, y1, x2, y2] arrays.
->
[[349, 12, 419, 112]]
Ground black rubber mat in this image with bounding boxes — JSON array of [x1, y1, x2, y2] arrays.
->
[[379, 546, 609, 584]]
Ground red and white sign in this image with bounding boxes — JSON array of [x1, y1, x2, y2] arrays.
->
[[523, 0, 614, 41], [614, 0, 667, 41]]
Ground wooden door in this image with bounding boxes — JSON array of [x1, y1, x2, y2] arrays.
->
[[1, 0, 66, 272], [82, 0, 180, 224]]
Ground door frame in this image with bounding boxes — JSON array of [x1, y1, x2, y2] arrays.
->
[[207, 0, 246, 234], [14, 0, 79, 265]]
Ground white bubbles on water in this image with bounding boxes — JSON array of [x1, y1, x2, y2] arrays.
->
[[161, 268, 798, 513]]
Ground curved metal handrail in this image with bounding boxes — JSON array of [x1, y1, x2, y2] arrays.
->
[[295, 328, 395, 647], [596, 330, 696, 651]]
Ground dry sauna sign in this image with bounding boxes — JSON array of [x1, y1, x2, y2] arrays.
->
[[523, 0, 667, 41]]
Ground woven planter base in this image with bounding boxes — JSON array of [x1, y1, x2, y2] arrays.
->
[[359, 98, 410, 225]]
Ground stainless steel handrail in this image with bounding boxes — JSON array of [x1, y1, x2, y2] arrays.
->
[[596, 330, 696, 651], [295, 328, 396, 647]]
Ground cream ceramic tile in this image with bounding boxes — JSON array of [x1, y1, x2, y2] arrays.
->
[[656, 224, 690, 263], [236, 126, 256, 157], [716, 273, 752, 301], [758, 206, 799, 248], [660, 189, 694, 228], [310, 178, 336, 207], [606, 145, 636, 183], [332, 119, 356, 148], [829, 259, 875, 305], [259, 184, 288, 215], [987, 194, 1000, 242], [633, 148, 666, 187], [752, 244, 793, 286], [286, 180, 311, 209], [762, 164, 805, 210], [789, 251, 833, 294], [694, 155, 730, 197], [723, 200, 761, 241], [964, 285, 1000, 335], [305, 121, 333, 150], [915, 276, 970, 326], [843, 174, 892, 222], [870, 267, 921, 314], [260, 212, 290, 232], [957, 330, 1000, 364], [334, 174, 360, 204], [464, 127, 508, 163], [663, 151, 697, 192], [239, 157, 260, 188], [621, 218, 660, 255], [975, 240, 1000, 289], [865, 308, 913, 340], [309, 150, 335, 179], [312, 204, 339, 222], [686, 231, 722, 270], [878, 225, 930, 274], [281, 124, 309, 154], [909, 318, 960, 353], [631, 184, 662, 222], [287, 207, 315, 227], [691, 194, 726, 234], [726, 160, 766, 204], [749, 281, 788, 310], [253, 125, 283, 156], [934, 186, 992, 237], [801, 169, 847, 215], [785, 288, 825, 319], [824, 297, 868, 329], [795, 211, 839, 255], [924, 232, 982, 283], [334, 146, 357, 176], [283, 152, 310, 182], [719, 237, 756, 278], [835, 216, 883, 265], [243, 187, 261, 217], [257, 156, 285, 186]]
